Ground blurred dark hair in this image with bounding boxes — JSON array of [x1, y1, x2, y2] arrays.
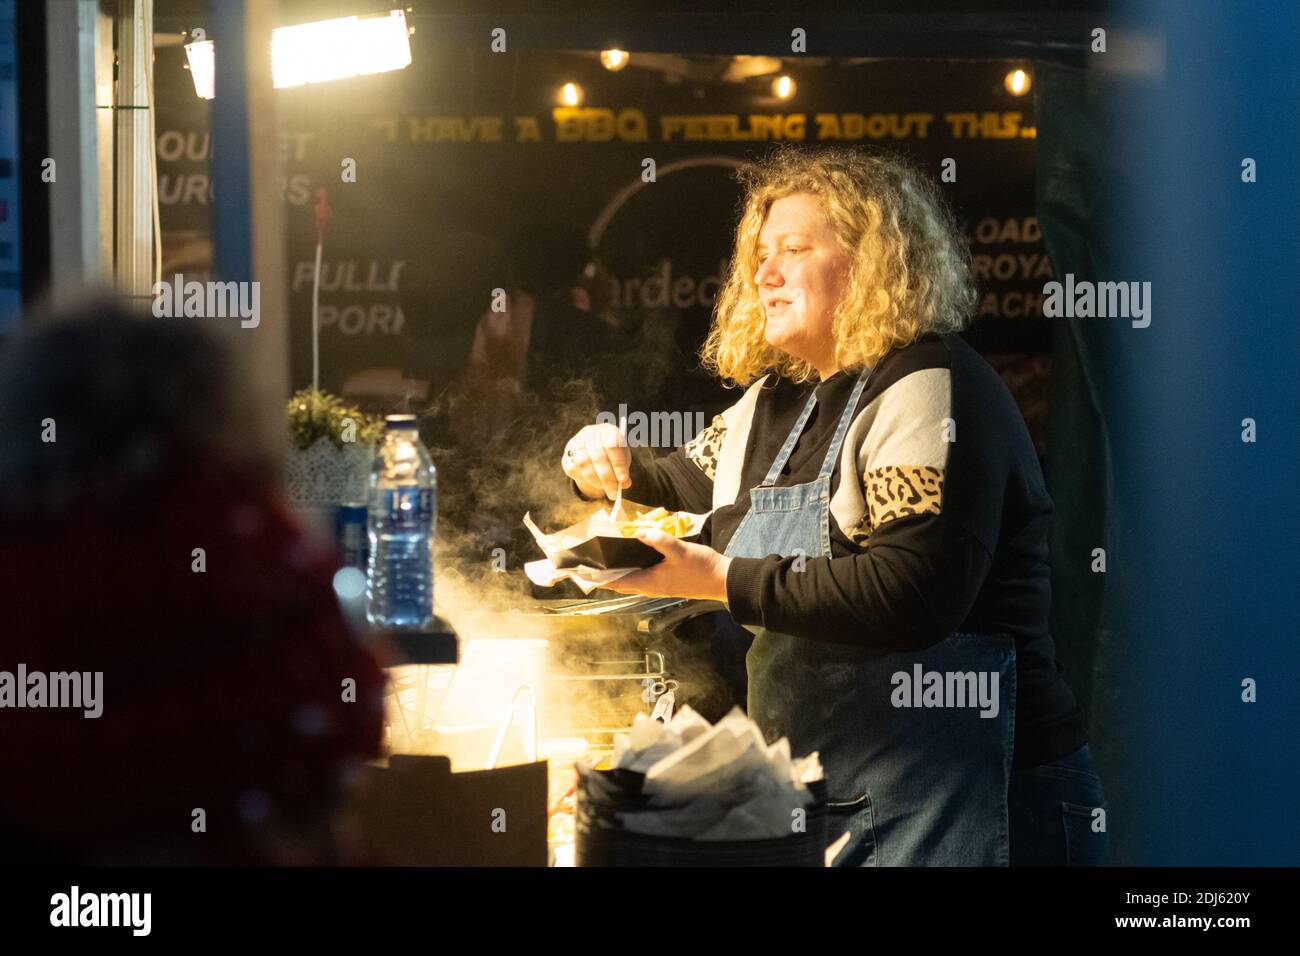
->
[[0, 298, 251, 513]]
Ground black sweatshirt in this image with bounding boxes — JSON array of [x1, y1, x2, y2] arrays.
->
[[616, 333, 1085, 770]]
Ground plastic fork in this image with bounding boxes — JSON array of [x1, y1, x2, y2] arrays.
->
[[611, 413, 628, 521]]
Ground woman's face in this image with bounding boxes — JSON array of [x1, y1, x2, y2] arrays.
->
[[754, 192, 852, 377]]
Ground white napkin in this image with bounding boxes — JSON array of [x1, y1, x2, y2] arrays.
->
[[609, 706, 822, 842], [522, 506, 708, 593], [614, 713, 684, 774], [523, 557, 636, 594]]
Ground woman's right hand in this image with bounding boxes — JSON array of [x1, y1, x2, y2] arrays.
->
[[561, 423, 631, 500]]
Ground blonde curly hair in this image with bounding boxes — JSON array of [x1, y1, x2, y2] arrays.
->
[[701, 145, 977, 386]]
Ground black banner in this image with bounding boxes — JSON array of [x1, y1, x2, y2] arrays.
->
[[0, 865, 1281, 940], [155, 46, 1053, 442]]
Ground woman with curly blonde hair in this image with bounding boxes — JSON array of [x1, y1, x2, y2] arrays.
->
[[561, 146, 1103, 867], [702, 145, 976, 386]]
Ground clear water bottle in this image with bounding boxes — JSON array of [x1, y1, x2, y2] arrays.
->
[[366, 414, 436, 628]]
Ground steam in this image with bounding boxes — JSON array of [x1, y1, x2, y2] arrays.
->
[[414, 369, 740, 753]]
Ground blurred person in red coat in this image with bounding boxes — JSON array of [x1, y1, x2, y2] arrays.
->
[[0, 299, 385, 865]]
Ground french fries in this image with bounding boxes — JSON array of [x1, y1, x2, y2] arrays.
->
[[607, 505, 694, 538]]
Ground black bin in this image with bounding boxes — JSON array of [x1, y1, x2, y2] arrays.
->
[[575, 768, 828, 867]]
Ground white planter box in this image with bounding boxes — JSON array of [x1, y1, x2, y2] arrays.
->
[[284, 438, 374, 508]]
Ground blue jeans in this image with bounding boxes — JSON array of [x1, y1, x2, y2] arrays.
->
[[1008, 744, 1109, 866]]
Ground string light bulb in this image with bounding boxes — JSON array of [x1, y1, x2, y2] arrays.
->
[[561, 82, 584, 107], [1004, 68, 1031, 96], [600, 49, 629, 71], [772, 75, 795, 100]]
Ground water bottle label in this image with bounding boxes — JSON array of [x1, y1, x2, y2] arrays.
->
[[336, 504, 369, 568], [383, 487, 433, 530]]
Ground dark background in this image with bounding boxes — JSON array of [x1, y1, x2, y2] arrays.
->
[[152, 7, 1057, 450]]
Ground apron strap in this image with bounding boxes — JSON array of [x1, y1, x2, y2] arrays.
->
[[759, 388, 819, 487], [759, 368, 872, 489], [816, 368, 872, 482]]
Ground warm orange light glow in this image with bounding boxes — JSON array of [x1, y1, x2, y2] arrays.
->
[[1005, 68, 1031, 96], [561, 82, 584, 107], [600, 49, 629, 71]]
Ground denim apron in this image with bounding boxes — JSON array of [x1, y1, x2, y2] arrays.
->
[[723, 369, 1018, 866]]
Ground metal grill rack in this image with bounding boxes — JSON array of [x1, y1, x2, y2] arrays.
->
[[546, 648, 677, 753]]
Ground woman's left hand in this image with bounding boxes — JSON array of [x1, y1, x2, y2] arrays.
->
[[606, 528, 733, 602]]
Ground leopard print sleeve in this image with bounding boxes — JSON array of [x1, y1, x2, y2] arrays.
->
[[834, 367, 952, 546], [865, 465, 944, 527], [683, 414, 727, 481], [844, 466, 945, 545]]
